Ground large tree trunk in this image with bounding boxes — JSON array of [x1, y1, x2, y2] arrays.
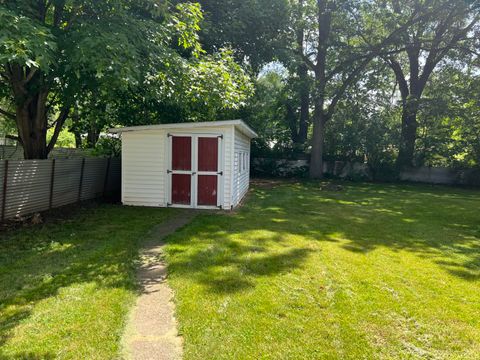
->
[[15, 91, 49, 159], [309, 109, 327, 179], [397, 110, 418, 169], [396, 96, 419, 169], [8, 65, 62, 160]]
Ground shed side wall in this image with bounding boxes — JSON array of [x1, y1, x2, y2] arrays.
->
[[232, 129, 251, 207]]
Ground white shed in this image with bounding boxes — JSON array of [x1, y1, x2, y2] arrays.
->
[[110, 120, 257, 210]]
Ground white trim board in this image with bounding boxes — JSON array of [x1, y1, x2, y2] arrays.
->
[[109, 119, 257, 139]]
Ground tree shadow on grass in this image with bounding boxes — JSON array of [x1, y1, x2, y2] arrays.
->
[[306, 182, 479, 280], [165, 181, 480, 296], [323, 183, 480, 281], [0, 204, 173, 358], [166, 219, 313, 294]]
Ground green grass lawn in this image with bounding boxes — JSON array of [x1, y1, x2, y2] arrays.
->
[[164, 181, 480, 359], [1, 182, 479, 359], [0, 204, 177, 359]]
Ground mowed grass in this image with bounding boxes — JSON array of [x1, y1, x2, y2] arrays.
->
[[1, 182, 479, 359], [164, 181, 480, 359], [0, 204, 176, 359]]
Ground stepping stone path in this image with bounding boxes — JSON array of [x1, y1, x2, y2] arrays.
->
[[123, 210, 197, 360]]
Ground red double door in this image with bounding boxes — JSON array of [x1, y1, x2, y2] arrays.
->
[[170, 135, 220, 207]]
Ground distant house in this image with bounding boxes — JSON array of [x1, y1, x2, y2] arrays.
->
[[110, 120, 257, 210]]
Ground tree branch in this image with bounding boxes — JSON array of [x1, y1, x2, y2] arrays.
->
[[0, 108, 16, 120], [418, 13, 480, 93], [323, 4, 436, 119], [47, 107, 70, 153], [297, 51, 316, 71], [326, 47, 407, 81], [418, 8, 463, 90], [23, 67, 38, 84], [436, 14, 480, 60], [326, 57, 370, 119], [5, 134, 22, 144], [385, 58, 409, 101]]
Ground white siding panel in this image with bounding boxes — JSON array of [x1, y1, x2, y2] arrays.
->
[[122, 131, 166, 206], [232, 129, 251, 207], [221, 126, 234, 209]]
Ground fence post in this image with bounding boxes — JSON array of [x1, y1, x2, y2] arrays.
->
[[49, 159, 55, 209], [1, 160, 8, 221], [103, 157, 111, 198], [78, 158, 86, 202]]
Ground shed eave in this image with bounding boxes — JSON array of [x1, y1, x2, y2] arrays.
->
[[109, 119, 257, 139]]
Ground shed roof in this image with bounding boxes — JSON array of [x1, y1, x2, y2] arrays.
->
[[109, 119, 257, 139]]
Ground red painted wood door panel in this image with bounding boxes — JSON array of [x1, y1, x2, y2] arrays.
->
[[172, 174, 191, 205], [197, 137, 218, 206], [197, 175, 217, 206], [172, 136, 191, 170], [171, 136, 192, 205], [198, 137, 218, 171]]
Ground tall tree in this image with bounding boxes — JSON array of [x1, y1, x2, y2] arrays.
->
[[381, 0, 480, 168], [296, 0, 431, 178], [0, 0, 170, 158], [0, 1, 252, 158], [184, 0, 311, 148]]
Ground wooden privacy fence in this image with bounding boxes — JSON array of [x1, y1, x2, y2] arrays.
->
[[0, 158, 120, 221]]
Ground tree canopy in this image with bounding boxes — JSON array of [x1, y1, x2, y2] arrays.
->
[[0, 0, 252, 158], [1, 0, 479, 179]]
